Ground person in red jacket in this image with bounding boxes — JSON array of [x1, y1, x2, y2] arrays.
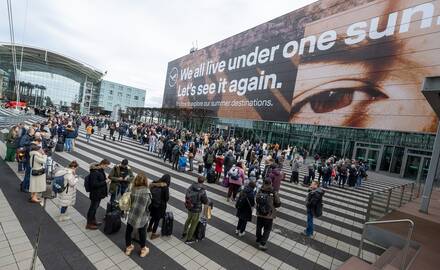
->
[[214, 155, 224, 182]]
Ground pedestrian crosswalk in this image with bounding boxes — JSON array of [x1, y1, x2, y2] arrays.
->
[[0, 108, 46, 130], [1, 118, 411, 270]]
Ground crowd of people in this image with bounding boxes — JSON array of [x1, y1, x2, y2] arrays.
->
[[3, 109, 355, 257]]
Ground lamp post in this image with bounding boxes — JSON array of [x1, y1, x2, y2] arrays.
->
[[420, 76, 440, 213]]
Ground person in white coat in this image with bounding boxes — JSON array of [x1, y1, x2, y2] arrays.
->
[[56, 161, 79, 222], [29, 143, 47, 203]]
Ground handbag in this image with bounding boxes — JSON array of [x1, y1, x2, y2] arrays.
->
[[119, 183, 133, 212], [31, 155, 46, 176]]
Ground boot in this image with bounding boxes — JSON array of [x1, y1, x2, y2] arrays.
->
[[85, 223, 98, 230]]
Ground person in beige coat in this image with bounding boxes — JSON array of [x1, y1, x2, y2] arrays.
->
[[56, 161, 79, 222], [29, 144, 47, 203]]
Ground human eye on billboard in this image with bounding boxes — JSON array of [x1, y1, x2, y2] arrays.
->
[[291, 79, 388, 114]]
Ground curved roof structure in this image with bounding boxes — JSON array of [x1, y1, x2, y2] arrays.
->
[[0, 43, 103, 83]]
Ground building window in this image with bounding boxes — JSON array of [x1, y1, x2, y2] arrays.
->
[[134, 96, 139, 100], [109, 90, 113, 95], [126, 94, 131, 99]]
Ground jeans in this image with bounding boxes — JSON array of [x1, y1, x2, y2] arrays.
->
[[306, 209, 314, 236], [237, 218, 248, 234], [126, 223, 146, 248], [23, 161, 31, 191], [183, 211, 200, 241], [18, 161, 25, 172], [65, 138, 73, 152], [86, 134, 91, 143], [338, 175, 347, 187], [148, 142, 156, 152], [290, 171, 299, 183], [118, 133, 123, 141], [322, 176, 331, 188], [147, 207, 162, 234], [189, 159, 194, 171], [256, 217, 273, 246], [110, 184, 128, 203], [87, 199, 101, 224], [356, 176, 363, 188], [60, 206, 68, 214]]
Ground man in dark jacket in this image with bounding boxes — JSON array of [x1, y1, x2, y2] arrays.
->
[[223, 150, 236, 179], [86, 159, 111, 230], [183, 176, 208, 244], [302, 180, 324, 238], [255, 179, 281, 251], [147, 174, 170, 239], [19, 127, 35, 192]]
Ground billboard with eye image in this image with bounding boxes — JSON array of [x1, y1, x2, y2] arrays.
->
[[163, 0, 440, 133]]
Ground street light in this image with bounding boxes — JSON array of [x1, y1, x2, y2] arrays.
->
[[420, 76, 440, 213]]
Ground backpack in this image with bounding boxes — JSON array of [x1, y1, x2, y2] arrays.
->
[[52, 174, 67, 194], [184, 187, 200, 210], [256, 192, 272, 216], [150, 186, 163, 208], [206, 153, 214, 164], [314, 201, 323, 218], [228, 167, 240, 180], [84, 174, 91, 192], [235, 191, 250, 210]]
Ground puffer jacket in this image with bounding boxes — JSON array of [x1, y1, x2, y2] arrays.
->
[[185, 183, 208, 213], [88, 163, 108, 201], [306, 187, 325, 217], [236, 185, 255, 222], [149, 181, 169, 216], [56, 168, 78, 207], [268, 166, 284, 192], [256, 183, 281, 219]]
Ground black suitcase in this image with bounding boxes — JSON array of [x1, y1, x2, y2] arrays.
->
[[207, 169, 216, 183], [195, 218, 207, 240], [104, 210, 121, 235], [112, 136, 115, 141], [161, 212, 174, 236], [303, 175, 310, 186], [55, 142, 64, 152], [106, 201, 120, 213], [103, 134, 106, 140], [198, 164, 203, 174]]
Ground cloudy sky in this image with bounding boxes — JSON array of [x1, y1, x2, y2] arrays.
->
[[0, 0, 316, 107]]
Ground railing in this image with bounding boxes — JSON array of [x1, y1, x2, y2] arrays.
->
[[358, 219, 416, 270], [365, 182, 421, 222]]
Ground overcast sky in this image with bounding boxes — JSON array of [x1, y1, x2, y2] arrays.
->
[[0, 0, 317, 107]]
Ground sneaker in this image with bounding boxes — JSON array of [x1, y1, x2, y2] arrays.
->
[[125, 244, 134, 256], [238, 232, 245, 237], [185, 239, 195, 245], [58, 214, 71, 222], [150, 233, 160, 240], [235, 230, 239, 235], [258, 244, 267, 251], [140, 247, 150, 257]]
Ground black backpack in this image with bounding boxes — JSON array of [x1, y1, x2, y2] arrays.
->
[[256, 192, 272, 216], [84, 174, 91, 192], [314, 201, 323, 218], [185, 187, 200, 210]]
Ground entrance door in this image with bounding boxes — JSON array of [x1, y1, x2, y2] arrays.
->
[[353, 142, 383, 171], [403, 152, 431, 183]]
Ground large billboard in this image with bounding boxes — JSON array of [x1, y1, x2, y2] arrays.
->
[[163, 0, 440, 133]]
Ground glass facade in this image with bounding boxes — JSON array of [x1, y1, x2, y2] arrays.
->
[[98, 80, 146, 112]]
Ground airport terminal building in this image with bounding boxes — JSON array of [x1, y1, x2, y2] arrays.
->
[[162, 0, 440, 183], [0, 44, 146, 114]]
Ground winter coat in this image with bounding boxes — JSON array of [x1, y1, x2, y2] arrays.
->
[[88, 163, 108, 201], [306, 187, 325, 217], [256, 183, 281, 220], [228, 167, 245, 186], [268, 167, 284, 192], [108, 165, 134, 193], [149, 181, 169, 217], [29, 150, 47, 193], [186, 183, 208, 213], [5, 131, 18, 149], [56, 168, 78, 207], [224, 153, 235, 170], [127, 186, 151, 229], [236, 185, 255, 221], [64, 127, 76, 139], [215, 156, 224, 173]]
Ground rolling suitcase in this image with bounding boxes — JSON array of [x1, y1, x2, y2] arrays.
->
[[207, 169, 216, 183], [103, 134, 106, 140], [303, 175, 310, 186], [104, 210, 121, 235], [198, 164, 203, 174], [195, 217, 207, 241], [161, 212, 174, 236], [55, 141, 64, 152]]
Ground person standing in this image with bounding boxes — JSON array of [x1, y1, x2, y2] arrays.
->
[[255, 179, 281, 251], [223, 150, 235, 180], [108, 159, 134, 203], [235, 181, 256, 237], [188, 142, 196, 171], [147, 174, 170, 239], [85, 124, 93, 143], [4, 126, 19, 162], [19, 128, 35, 191], [86, 159, 111, 230], [29, 143, 47, 203], [125, 174, 152, 257], [183, 176, 208, 244], [57, 161, 79, 222], [64, 125, 76, 152], [302, 181, 324, 238], [290, 155, 301, 184], [226, 162, 245, 202], [267, 163, 284, 192], [117, 124, 124, 141]]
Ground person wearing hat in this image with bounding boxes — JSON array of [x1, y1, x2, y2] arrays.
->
[[109, 159, 134, 203]]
